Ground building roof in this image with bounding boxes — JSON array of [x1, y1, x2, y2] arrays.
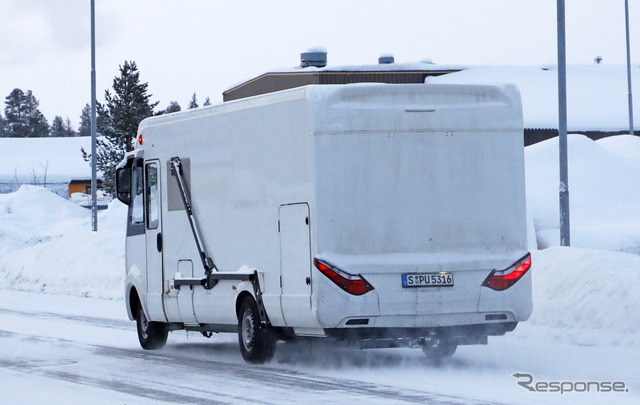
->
[[429, 65, 640, 132], [223, 61, 464, 102], [224, 49, 640, 132]]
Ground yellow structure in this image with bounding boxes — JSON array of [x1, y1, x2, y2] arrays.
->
[[68, 179, 102, 198]]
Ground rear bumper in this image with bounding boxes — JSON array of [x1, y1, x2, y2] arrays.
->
[[334, 311, 518, 329], [325, 321, 518, 344]]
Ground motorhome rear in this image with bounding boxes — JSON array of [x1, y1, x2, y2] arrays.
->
[[116, 83, 532, 363]]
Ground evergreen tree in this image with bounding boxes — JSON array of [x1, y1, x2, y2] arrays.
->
[[4, 88, 49, 137], [0, 111, 7, 137], [157, 101, 181, 115], [51, 116, 76, 137], [82, 61, 158, 195], [203, 96, 211, 106], [51, 116, 66, 137], [4, 89, 29, 137], [188, 92, 198, 109], [64, 117, 76, 137], [78, 103, 91, 136], [23, 90, 49, 137], [28, 111, 49, 137]]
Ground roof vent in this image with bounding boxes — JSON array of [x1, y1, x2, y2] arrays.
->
[[378, 54, 394, 64], [301, 47, 327, 68]]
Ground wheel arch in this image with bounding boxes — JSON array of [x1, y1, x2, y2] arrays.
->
[[126, 285, 142, 321], [235, 290, 256, 320], [125, 263, 146, 321]]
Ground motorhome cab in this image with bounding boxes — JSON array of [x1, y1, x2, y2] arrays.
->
[[116, 83, 532, 363]]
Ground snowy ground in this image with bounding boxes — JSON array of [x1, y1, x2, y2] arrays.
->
[[1, 134, 639, 403], [1, 286, 637, 404]]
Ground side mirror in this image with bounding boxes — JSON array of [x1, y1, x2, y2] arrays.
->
[[116, 165, 131, 205]]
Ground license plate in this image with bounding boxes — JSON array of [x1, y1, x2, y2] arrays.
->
[[402, 273, 454, 287]]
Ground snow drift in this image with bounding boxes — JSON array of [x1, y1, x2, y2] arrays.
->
[[0, 185, 126, 299], [526, 134, 640, 253]]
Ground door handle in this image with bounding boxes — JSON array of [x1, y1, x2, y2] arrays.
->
[[306, 277, 311, 285], [157, 232, 163, 252]]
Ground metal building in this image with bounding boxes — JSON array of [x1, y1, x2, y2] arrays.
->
[[223, 50, 463, 102]]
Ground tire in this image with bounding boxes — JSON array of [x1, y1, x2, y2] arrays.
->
[[422, 340, 457, 362], [136, 304, 168, 350], [238, 297, 276, 364]]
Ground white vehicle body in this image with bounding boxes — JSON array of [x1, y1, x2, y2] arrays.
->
[[117, 83, 532, 362]]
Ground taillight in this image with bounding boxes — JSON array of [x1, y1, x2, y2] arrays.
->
[[482, 253, 531, 291], [314, 258, 374, 296]]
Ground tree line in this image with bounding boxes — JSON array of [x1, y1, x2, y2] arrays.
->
[[0, 67, 210, 139], [2, 60, 211, 195]]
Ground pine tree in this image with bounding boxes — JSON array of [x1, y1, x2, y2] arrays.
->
[[51, 116, 66, 137], [78, 103, 91, 136], [0, 111, 7, 137], [4, 89, 29, 137], [3, 89, 49, 137], [51, 116, 76, 137], [24, 90, 49, 137], [82, 61, 158, 195], [158, 101, 181, 115], [188, 92, 198, 109], [203, 96, 211, 106], [64, 117, 76, 137]]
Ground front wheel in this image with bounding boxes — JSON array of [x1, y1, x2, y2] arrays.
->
[[136, 305, 168, 350], [238, 297, 276, 363]]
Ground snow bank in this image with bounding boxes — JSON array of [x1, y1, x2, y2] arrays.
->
[[525, 134, 640, 253], [0, 185, 126, 299], [531, 247, 640, 344]]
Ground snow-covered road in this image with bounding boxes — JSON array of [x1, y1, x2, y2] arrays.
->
[[0, 291, 488, 404], [1, 291, 637, 405]]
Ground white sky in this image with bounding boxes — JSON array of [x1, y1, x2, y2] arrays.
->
[[1, 0, 639, 126]]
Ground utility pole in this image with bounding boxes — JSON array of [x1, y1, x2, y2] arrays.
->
[[557, 0, 570, 246], [625, 0, 635, 136], [91, 0, 98, 231]]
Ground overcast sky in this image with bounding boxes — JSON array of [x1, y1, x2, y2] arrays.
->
[[1, 0, 639, 126]]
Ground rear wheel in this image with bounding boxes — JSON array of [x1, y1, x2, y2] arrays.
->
[[136, 305, 168, 350], [422, 339, 457, 362], [238, 297, 276, 363]]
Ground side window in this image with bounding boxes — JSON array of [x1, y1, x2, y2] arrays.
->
[[130, 160, 144, 225], [146, 162, 159, 230]]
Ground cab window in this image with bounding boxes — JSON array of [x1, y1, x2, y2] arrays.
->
[[126, 158, 145, 236], [130, 159, 144, 225], [145, 162, 159, 230]]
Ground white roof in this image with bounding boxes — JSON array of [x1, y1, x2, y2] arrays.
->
[[0, 137, 100, 184], [429, 64, 640, 131]]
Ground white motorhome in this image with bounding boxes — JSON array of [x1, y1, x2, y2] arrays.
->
[[116, 83, 532, 363]]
